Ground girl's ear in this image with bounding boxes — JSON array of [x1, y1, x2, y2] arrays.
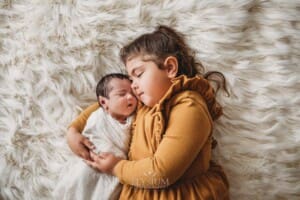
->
[[163, 56, 178, 78]]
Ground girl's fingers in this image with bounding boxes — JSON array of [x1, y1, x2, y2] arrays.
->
[[90, 151, 107, 161], [89, 151, 98, 160], [83, 159, 91, 166], [90, 151, 111, 159], [83, 160, 96, 169], [99, 152, 111, 157]]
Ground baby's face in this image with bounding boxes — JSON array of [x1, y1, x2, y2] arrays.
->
[[105, 78, 137, 119]]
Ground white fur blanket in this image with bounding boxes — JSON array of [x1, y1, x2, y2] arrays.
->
[[0, 1, 299, 199]]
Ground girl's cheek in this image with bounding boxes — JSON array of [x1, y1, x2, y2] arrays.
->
[[132, 89, 138, 96]]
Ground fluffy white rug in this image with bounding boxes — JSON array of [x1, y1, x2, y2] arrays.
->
[[0, 0, 299, 199]]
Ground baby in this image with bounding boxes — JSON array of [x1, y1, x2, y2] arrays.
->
[[54, 73, 137, 200]]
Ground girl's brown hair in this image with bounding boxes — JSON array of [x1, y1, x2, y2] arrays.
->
[[120, 25, 228, 94]]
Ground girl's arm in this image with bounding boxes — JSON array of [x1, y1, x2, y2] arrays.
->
[[114, 95, 212, 188], [68, 103, 99, 133], [67, 103, 99, 160], [87, 94, 213, 188]]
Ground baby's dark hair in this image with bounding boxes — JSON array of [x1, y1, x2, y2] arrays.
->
[[120, 25, 228, 94], [96, 73, 130, 102]]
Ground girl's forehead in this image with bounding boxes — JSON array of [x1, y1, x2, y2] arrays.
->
[[126, 53, 156, 64], [126, 55, 144, 66], [126, 54, 157, 72], [125, 56, 144, 74]]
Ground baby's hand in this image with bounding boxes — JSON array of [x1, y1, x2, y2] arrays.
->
[[84, 151, 122, 175], [67, 127, 95, 161]]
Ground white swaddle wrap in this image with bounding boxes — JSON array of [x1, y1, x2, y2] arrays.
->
[[54, 108, 132, 200]]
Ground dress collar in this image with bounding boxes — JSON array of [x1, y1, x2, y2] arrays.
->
[[151, 75, 223, 120]]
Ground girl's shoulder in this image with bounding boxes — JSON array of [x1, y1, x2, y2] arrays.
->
[[164, 75, 222, 120], [165, 91, 208, 114]]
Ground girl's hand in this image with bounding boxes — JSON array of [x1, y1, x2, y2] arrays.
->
[[66, 126, 95, 161], [85, 151, 122, 175]]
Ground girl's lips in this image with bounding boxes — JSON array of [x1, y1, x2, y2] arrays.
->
[[137, 92, 144, 97]]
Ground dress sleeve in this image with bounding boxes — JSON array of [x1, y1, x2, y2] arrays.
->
[[68, 103, 99, 133], [114, 96, 212, 188]]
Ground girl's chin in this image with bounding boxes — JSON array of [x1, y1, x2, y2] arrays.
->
[[143, 101, 155, 107], [140, 96, 154, 107]]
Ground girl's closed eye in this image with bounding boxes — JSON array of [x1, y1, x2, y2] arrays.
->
[[136, 71, 144, 78], [132, 67, 144, 78]]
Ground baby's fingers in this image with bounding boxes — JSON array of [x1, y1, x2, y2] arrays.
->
[[80, 149, 92, 161], [82, 137, 95, 150]]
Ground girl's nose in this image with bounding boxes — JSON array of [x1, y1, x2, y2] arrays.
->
[[131, 81, 137, 90], [131, 81, 139, 94]]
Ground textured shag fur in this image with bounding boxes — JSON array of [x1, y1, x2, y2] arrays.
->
[[0, 0, 299, 199]]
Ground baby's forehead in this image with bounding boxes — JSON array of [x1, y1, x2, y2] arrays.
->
[[109, 77, 131, 84], [108, 78, 132, 91]]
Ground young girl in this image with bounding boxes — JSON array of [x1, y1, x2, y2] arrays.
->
[[54, 73, 137, 200], [68, 25, 230, 199]]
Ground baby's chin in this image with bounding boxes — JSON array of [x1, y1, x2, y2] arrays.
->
[[121, 107, 136, 117], [128, 108, 137, 116]]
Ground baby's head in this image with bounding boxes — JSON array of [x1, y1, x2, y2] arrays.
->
[[96, 73, 137, 123]]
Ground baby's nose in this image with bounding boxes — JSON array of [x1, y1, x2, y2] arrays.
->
[[127, 93, 133, 99]]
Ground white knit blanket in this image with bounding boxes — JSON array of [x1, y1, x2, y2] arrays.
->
[[0, 1, 299, 200], [53, 108, 131, 200]]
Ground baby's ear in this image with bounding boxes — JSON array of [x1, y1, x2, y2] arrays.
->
[[164, 56, 178, 78], [98, 96, 108, 109]]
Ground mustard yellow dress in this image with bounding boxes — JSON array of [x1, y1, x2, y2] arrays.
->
[[70, 75, 230, 200]]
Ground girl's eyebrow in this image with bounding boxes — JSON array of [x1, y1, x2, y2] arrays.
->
[[131, 65, 143, 76]]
